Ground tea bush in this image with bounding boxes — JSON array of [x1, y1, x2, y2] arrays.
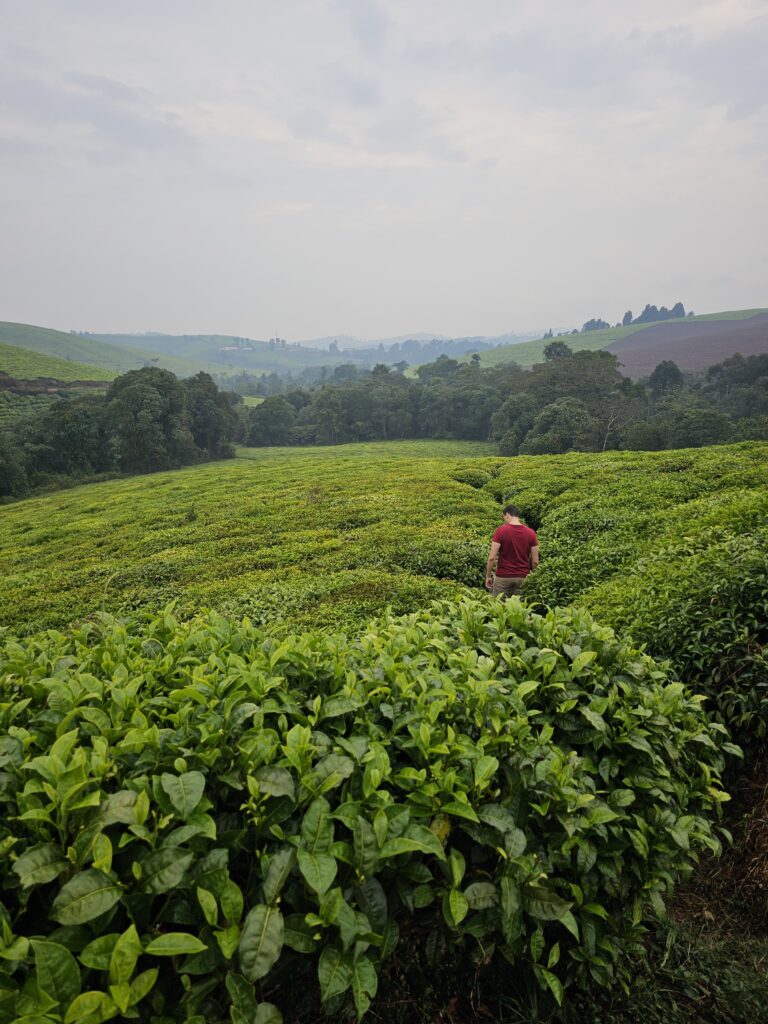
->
[[583, 528, 768, 747], [502, 447, 768, 744], [0, 597, 732, 1023]]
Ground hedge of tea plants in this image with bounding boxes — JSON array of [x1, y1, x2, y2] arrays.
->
[[2, 440, 767, 752], [496, 447, 768, 745], [582, 527, 768, 747], [0, 598, 732, 1023]]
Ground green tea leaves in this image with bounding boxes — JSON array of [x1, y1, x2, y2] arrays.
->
[[13, 844, 68, 889], [145, 933, 208, 956], [32, 940, 81, 1008], [0, 585, 737, 1021], [50, 870, 122, 925], [161, 772, 205, 819], [239, 905, 284, 982]]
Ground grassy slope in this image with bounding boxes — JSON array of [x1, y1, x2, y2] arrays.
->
[[0, 322, 362, 377], [687, 307, 768, 321], [476, 308, 768, 368], [0, 340, 116, 382], [0, 322, 215, 378]]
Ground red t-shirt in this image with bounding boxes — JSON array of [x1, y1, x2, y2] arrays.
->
[[492, 523, 538, 578]]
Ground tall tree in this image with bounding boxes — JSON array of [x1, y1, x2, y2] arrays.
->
[[248, 396, 297, 445], [647, 360, 684, 399], [519, 398, 600, 454], [184, 372, 238, 458], [0, 432, 27, 496], [543, 340, 572, 361], [106, 367, 196, 472], [17, 397, 111, 477]]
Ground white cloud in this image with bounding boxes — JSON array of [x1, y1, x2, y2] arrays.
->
[[0, 0, 765, 338]]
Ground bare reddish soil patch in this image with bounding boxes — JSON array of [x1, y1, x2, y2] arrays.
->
[[605, 314, 768, 377]]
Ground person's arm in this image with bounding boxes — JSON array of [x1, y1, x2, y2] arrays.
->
[[529, 544, 539, 571], [485, 541, 500, 590]]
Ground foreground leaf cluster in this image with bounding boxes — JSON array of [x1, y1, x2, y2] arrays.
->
[[0, 597, 731, 1022]]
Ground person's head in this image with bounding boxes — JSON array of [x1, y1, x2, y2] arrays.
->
[[502, 504, 521, 523]]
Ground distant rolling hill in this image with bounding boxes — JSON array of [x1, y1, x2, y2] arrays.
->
[[6, 309, 767, 384], [68, 331, 543, 371], [605, 312, 768, 377], [476, 308, 768, 375], [87, 332, 362, 373], [0, 341, 115, 383], [0, 322, 204, 377]]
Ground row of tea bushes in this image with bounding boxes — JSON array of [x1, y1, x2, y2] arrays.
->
[[0, 598, 734, 1022], [0, 442, 498, 637], [498, 446, 768, 746], [582, 527, 768, 749], [2, 441, 767, 646]]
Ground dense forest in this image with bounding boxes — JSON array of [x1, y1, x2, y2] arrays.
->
[[244, 347, 768, 452], [0, 368, 239, 498]]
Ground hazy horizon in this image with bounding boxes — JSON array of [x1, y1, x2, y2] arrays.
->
[[1, 0, 766, 339]]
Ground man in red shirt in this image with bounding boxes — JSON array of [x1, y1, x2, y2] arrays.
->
[[485, 504, 539, 599]]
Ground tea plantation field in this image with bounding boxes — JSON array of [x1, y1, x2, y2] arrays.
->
[[0, 391, 57, 428], [0, 341, 115, 383], [2, 439, 768, 1024], [0, 441, 496, 636], [2, 440, 766, 646]]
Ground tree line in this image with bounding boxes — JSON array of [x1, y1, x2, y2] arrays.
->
[[543, 301, 690, 337], [0, 368, 239, 498], [244, 345, 768, 453]]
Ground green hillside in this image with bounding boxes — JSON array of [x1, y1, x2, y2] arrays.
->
[[0, 391, 57, 427], [0, 322, 212, 378], [684, 307, 768, 321], [476, 322, 651, 367], [0, 340, 115, 382], [475, 308, 768, 368], [90, 332, 361, 373]]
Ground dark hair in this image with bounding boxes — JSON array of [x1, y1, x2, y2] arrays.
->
[[502, 504, 521, 517]]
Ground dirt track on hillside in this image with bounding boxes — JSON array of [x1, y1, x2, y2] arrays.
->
[[605, 314, 768, 377]]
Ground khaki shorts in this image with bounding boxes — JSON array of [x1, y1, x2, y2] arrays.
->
[[492, 575, 526, 599]]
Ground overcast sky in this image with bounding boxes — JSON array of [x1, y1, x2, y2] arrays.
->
[[1, 0, 766, 341]]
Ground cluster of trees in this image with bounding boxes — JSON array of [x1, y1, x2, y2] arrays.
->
[[243, 348, 638, 450], [624, 302, 688, 325], [343, 336, 497, 361], [545, 302, 690, 337], [0, 368, 239, 498], [623, 353, 768, 450], [243, 346, 768, 455], [325, 337, 507, 359]]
